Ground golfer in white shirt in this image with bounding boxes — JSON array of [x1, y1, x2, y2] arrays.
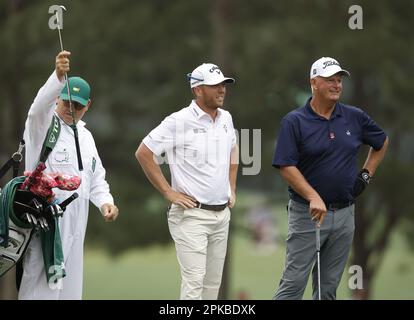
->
[[136, 63, 238, 300]]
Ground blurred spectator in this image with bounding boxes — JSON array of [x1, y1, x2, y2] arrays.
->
[[246, 206, 278, 254]]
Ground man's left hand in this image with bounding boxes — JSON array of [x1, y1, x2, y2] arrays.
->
[[352, 168, 371, 198], [101, 203, 119, 222], [228, 191, 236, 209]]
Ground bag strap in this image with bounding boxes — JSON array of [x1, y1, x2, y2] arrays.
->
[[39, 115, 61, 163], [0, 140, 25, 180], [0, 115, 61, 182]]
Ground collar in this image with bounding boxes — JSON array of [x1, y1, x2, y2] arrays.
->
[[190, 100, 222, 120], [305, 97, 343, 120]]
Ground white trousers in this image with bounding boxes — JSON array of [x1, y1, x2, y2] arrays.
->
[[167, 204, 230, 300]]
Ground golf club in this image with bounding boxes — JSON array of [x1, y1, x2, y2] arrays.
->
[[316, 223, 321, 300], [55, 5, 83, 171]]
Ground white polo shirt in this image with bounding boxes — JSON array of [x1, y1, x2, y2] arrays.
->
[[143, 100, 237, 205]]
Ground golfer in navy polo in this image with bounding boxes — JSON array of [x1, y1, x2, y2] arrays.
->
[[272, 57, 389, 300]]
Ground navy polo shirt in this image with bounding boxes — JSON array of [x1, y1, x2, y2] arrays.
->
[[272, 97, 386, 204]]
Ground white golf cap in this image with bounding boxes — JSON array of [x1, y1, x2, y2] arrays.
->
[[310, 57, 350, 79], [187, 63, 235, 88]]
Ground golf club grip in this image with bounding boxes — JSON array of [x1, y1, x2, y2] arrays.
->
[[59, 192, 79, 210]]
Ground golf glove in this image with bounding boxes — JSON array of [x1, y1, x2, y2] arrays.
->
[[352, 168, 371, 198]]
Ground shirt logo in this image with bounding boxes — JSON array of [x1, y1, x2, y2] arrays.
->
[[54, 149, 69, 163], [330, 132, 335, 139], [92, 157, 96, 173], [346, 130, 351, 136], [223, 124, 228, 133], [193, 128, 207, 134]]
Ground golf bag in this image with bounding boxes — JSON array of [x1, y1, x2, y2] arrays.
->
[[1, 115, 79, 282], [0, 143, 32, 278]]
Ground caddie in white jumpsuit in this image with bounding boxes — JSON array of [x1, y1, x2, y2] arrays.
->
[[136, 63, 239, 300], [18, 51, 119, 300]]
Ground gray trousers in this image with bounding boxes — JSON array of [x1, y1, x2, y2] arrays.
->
[[274, 199, 355, 300]]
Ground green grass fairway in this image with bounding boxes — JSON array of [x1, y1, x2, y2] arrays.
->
[[83, 231, 414, 299]]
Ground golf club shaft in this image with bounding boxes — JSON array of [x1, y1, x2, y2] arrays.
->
[[316, 225, 321, 300], [317, 251, 321, 300], [56, 22, 74, 121], [56, 13, 83, 171]]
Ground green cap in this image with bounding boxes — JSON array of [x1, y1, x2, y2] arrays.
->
[[60, 77, 91, 107]]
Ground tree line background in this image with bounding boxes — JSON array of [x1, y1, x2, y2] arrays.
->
[[1, 0, 413, 299]]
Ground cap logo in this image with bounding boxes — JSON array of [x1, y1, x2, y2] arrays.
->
[[209, 66, 221, 74], [73, 87, 80, 92], [323, 60, 340, 69], [313, 69, 317, 75]]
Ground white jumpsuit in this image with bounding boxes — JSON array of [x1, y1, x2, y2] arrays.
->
[[18, 71, 114, 300]]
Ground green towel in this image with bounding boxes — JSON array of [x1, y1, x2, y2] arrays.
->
[[0, 176, 65, 283], [40, 218, 66, 283]]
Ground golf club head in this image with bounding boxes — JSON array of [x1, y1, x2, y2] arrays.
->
[[55, 5, 67, 27], [40, 217, 50, 231], [30, 214, 38, 227], [25, 213, 32, 225]]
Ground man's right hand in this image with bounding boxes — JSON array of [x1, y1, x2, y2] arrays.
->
[[55, 50, 71, 81], [309, 196, 327, 227], [164, 190, 197, 209]]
